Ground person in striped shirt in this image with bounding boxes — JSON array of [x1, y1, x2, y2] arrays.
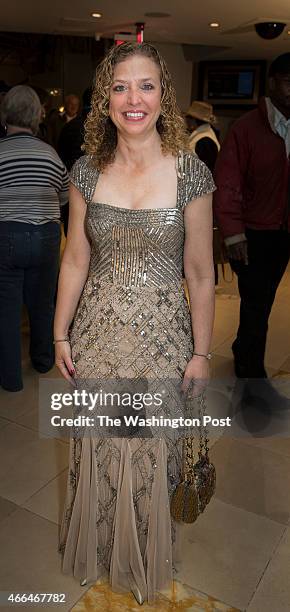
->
[[0, 85, 69, 391]]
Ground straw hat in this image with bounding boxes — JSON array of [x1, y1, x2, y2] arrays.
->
[[186, 101, 217, 125]]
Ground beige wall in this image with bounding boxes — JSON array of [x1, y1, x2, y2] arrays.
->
[[154, 42, 193, 113]]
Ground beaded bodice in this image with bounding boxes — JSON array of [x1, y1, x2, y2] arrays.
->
[[86, 205, 184, 288], [70, 152, 215, 290]]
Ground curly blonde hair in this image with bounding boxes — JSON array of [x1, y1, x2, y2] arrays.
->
[[84, 42, 189, 170]]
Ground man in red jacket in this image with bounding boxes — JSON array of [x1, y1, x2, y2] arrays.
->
[[214, 53, 290, 379]]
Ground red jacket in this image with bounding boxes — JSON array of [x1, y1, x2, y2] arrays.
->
[[213, 98, 290, 238]]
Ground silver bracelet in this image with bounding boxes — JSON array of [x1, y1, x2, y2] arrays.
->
[[192, 351, 212, 361], [53, 338, 70, 344]]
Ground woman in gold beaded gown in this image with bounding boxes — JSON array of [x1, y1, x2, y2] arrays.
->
[[54, 42, 215, 605]]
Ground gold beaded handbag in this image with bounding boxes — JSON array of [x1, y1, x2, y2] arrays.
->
[[170, 394, 216, 523]]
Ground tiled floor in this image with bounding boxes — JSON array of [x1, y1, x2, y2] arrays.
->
[[0, 263, 290, 611]]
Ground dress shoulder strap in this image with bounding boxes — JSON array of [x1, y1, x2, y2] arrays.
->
[[70, 155, 100, 204], [176, 150, 216, 210]]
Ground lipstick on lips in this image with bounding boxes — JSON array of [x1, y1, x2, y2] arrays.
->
[[123, 111, 147, 121]]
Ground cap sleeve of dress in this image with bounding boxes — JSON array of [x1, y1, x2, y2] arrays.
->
[[179, 152, 216, 209], [70, 155, 99, 204]]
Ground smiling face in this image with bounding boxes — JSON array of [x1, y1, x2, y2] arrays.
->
[[109, 54, 162, 138]]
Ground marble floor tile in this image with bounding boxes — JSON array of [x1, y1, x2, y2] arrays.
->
[[23, 469, 68, 525], [12, 403, 68, 437], [247, 527, 290, 612], [72, 578, 240, 611], [12, 405, 40, 433], [210, 437, 290, 524], [272, 371, 290, 384], [10, 396, 71, 444], [9, 406, 70, 447], [229, 380, 290, 433], [0, 423, 69, 504], [213, 333, 278, 377], [202, 381, 234, 450], [0, 496, 18, 523], [265, 313, 290, 370], [0, 374, 39, 420], [212, 335, 236, 360], [0, 416, 9, 430], [19, 336, 61, 379], [234, 434, 290, 458], [39, 365, 63, 380], [211, 301, 239, 353], [210, 355, 235, 379], [175, 498, 284, 610], [0, 508, 84, 609], [278, 355, 290, 373]]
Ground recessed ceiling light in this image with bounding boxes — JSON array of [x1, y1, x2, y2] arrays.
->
[[91, 12, 102, 18], [209, 22, 220, 28]]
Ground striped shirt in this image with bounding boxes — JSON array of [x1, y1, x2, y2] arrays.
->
[[0, 132, 69, 224]]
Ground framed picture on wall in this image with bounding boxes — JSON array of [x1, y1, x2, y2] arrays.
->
[[198, 60, 267, 108]]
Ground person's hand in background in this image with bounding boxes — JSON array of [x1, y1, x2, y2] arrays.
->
[[226, 240, 248, 264]]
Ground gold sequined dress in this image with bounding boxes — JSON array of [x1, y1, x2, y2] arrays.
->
[[59, 152, 215, 602]]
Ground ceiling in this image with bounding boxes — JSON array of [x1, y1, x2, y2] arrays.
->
[[2, 0, 290, 60]]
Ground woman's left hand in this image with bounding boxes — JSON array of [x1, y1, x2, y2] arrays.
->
[[181, 355, 210, 396]]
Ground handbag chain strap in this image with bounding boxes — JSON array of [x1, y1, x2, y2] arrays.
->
[[183, 392, 210, 482]]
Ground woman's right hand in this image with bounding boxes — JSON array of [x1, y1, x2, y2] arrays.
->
[[55, 341, 76, 386]]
